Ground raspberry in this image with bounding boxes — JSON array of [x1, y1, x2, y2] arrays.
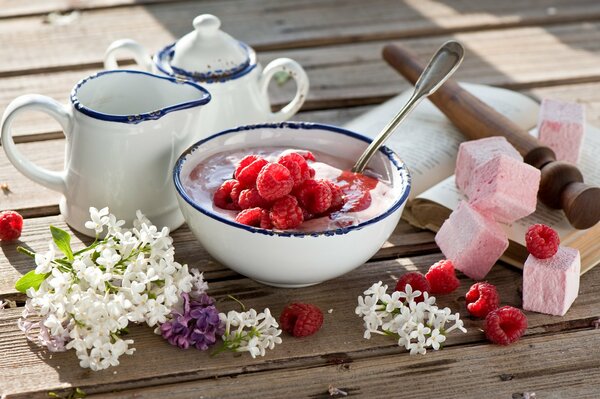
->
[[280, 303, 324, 337], [301, 151, 316, 162], [297, 179, 332, 214], [234, 207, 263, 227], [395, 272, 430, 303], [425, 260, 460, 294], [236, 157, 268, 189], [256, 163, 294, 201], [237, 188, 270, 210], [260, 209, 272, 229], [213, 180, 241, 210], [325, 181, 345, 212], [234, 155, 261, 178], [525, 224, 560, 259], [465, 282, 500, 318], [0, 210, 23, 241], [484, 306, 528, 345], [269, 195, 304, 229], [278, 152, 311, 189]]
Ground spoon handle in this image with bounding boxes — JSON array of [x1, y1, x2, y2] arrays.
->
[[351, 41, 464, 173]]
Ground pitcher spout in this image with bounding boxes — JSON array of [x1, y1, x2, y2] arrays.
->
[[70, 70, 211, 124]]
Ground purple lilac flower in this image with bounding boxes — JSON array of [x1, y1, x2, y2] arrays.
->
[[160, 293, 224, 350]]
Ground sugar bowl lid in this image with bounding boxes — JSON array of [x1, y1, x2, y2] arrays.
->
[[169, 14, 252, 81]]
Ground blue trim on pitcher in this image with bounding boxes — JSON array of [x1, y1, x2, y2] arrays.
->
[[173, 122, 412, 238], [155, 41, 258, 84], [70, 70, 211, 124]]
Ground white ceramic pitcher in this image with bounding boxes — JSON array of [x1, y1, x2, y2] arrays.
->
[[1, 70, 211, 236], [104, 14, 309, 140]]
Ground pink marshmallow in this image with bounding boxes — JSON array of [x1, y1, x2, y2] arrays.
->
[[466, 154, 540, 224], [435, 201, 508, 280], [538, 99, 585, 164], [522, 247, 580, 316], [455, 137, 522, 193]]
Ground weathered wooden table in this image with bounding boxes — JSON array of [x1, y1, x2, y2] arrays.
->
[[2, 1, 600, 398]]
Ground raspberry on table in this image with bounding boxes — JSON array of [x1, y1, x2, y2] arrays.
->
[[484, 306, 528, 345], [395, 272, 430, 303], [297, 179, 332, 214], [278, 152, 311, 189], [238, 188, 271, 210], [256, 163, 294, 201], [425, 259, 460, 294], [0, 210, 23, 241], [465, 282, 500, 318], [280, 303, 324, 337], [525, 224, 560, 259], [234, 207, 263, 227], [269, 195, 304, 229], [236, 157, 269, 189], [213, 180, 241, 210]]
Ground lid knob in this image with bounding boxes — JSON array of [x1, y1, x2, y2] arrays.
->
[[193, 14, 221, 36]]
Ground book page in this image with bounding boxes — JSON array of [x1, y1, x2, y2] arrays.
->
[[344, 82, 539, 198], [415, 124, 600, 246]]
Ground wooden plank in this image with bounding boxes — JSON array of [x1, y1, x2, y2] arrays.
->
[[0, 215, 431, 300], [1, 252, 599, 398], [5, 22, 600, 141], [0, 0, 180, 19], [92, 328, 600, 399], [3, 1, 600, 76]]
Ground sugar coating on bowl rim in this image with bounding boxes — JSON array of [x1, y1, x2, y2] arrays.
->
[[173, 121, 411, 237]]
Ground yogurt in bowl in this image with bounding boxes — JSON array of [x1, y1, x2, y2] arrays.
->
[[173, 122, 411, 287]]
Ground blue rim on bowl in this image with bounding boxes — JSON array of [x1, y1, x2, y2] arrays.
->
[[173, 122, 412, 237]]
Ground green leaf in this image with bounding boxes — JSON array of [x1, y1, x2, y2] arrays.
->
[[15, 270, 50, 293], [16, 246, 36, 258], [50, 225, 74, 261], [274, 70, 291, 86]]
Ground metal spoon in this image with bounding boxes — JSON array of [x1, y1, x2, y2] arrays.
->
[[352, 40, 465, 173]]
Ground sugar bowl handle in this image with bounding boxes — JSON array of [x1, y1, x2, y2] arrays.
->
[[1, 95, 70, 194], [259, 58, 309, 122], [104, 39, 153, 71]]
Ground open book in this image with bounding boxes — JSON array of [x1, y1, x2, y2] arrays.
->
[[344, 83, 600, 274]]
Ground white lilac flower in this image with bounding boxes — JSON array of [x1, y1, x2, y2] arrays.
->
[[34, 243, 56, 274], [19, 207, 196, 371], [218, 308, 282, 358], [426, 328, 446, 350], [398, 284, 421, 303], [85, 206, 110, 234], [356, 282, 467, 356]]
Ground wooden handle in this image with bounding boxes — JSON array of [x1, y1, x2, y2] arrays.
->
[[383, 43, 600, 229]]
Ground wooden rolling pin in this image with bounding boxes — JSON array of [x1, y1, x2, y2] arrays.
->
[[383, 42, 600, 230]]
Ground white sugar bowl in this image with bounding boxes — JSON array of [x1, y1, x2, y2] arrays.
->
[[104, 14, 309, 140]]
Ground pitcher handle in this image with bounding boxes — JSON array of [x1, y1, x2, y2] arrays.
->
[[259, 58, 309, 122], [1, 95, 71, 194], [104, 39, 153, 71]]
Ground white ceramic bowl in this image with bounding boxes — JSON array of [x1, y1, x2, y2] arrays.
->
[[173, 122, 411, 287]]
